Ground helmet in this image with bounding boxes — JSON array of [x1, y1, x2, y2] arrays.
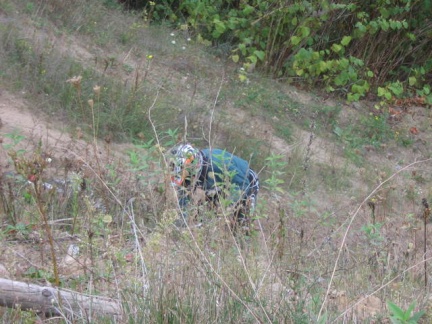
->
[[168, 143, 202, 186]]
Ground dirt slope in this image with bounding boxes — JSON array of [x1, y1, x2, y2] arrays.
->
[[0, 90, 136, 178]]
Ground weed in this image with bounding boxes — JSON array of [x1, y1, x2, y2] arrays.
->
[[263, 153, 286, 194], [387, 301, 425, 324], [2, 222, 33, 239], [8, 147, 61, 286], [361, 222, 384, 246], [334, 113, 393, 150], [2, 131, 26, 152]]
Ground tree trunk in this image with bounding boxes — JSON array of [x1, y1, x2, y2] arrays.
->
[[0, 278, 122, 319]]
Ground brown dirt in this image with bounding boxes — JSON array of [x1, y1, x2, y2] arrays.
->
[[0, 85, 143, 173]]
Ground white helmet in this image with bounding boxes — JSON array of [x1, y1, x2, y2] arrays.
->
[[168, 143, 202, 186]]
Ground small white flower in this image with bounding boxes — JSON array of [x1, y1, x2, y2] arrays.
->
[[187, 37, 191, 42], [171, 40, 176, 45], [182, 46, 186, 50], [170, 33, 175, 36]]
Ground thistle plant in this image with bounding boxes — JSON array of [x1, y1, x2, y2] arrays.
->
[[66, 75, 84, 117], [8, 147, 60, 287]]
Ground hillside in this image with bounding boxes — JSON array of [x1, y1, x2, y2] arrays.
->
[[1, 1, 432, 322]]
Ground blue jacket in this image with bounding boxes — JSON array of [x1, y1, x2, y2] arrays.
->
[[200, 148, 251, 198], [178, 149, 255, 209]]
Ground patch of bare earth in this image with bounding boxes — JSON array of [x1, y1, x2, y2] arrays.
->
[[0, 90, 136, 176]]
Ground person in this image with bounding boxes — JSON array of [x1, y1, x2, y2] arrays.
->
[[168, 143, 259, 229]]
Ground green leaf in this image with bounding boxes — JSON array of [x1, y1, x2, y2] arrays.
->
[[325, 85, 335, 92], [331, 43, 343, 53], [300, 26, 310, 37], [387, 301, 406, 320], [238, 74, 248, 82], [318, 60, 328, 72], [347, 93, 360, 102], [380, 19, 389, 31], [242, 5, 254, 15], [341, 36, 352, 46], [232, 55, 239, 63], [351, 84, 361, 94], [408, 76, 416, 86], [212, 19, 226, 38], [254, 50, 265, 61], [295, 68, 304, 76], [291, 36, 301, 46], [367, 70, 374, 78], [389, 81, 404, 96], [377, 87, 386, 97], [405, 302, 416, 317], [333, 126, 343, 137], [227, 17, 238, 30], [410, 310, 425, 322], [385, 92, 392, 100], [334, 72, 348, 86], [390, 20, 401, 30], [238, 43, 247, 55], [407, 32, 416, 41], [247, 55, 257, 64]]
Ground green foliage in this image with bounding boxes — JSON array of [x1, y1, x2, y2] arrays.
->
[[387, 301, 425, 324], [361, 222, 384, 246], [147, 0, 432, 102], [334, 113, 393, 151], [263, 154, 287, 193], [360, 113, 393, 146], [3, 222, 33, 238], [2, 131, 26, 153], [24, 266, 56, 283]]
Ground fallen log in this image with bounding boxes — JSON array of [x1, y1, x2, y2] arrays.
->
[[0, 278, 122, 319]]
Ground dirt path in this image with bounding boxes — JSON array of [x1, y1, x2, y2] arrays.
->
[[0, 90, 136, 179]]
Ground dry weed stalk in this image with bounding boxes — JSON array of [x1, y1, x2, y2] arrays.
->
[[66, 75, 84, 118], [9, 150, 61, 289], [421, 198, 430, 289], [301, 111, 316, 196], [0, 175, 17, 225], [368, 200, 376, 225]]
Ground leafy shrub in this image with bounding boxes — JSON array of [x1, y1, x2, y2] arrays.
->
[[144, 0, 432, 102]]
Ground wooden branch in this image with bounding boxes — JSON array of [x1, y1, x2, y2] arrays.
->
[[0, 278, 122, 319]]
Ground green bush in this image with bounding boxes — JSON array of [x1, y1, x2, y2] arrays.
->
[[146, 0, 432, 102]]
